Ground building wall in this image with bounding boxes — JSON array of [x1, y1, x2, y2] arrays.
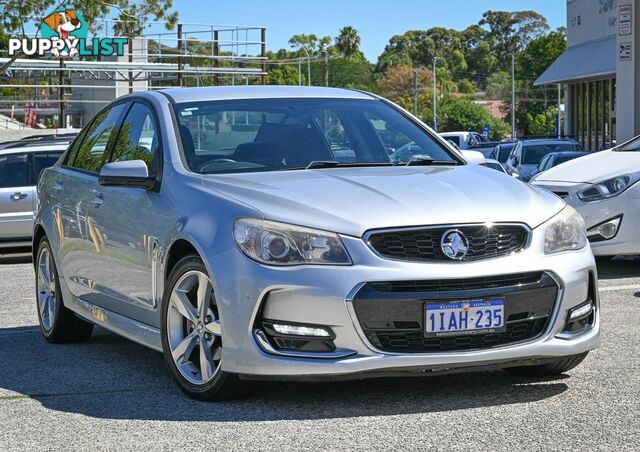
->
[[564, 0, 640, 145], [567, 0, 618, 47]]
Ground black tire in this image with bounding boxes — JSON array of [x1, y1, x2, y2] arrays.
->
[[35, 238, 93, 343], [160, 255, 249, 401], [505, 352, 589, 377]]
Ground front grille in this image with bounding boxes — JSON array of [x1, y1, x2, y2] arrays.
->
[[368, 272, 543, 293], [367, 224, 529, 262], [351, 272, 558, 354], [366, 318, 548, 353]]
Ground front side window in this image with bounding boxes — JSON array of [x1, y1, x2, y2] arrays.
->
[[173, 98, 457, 174], [33, 152, 63, 183], [111, 103, 159, 174], [0, 153, 28, 188], [72, 103, 127, 173]]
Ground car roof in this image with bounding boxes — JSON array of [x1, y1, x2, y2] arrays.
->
[[521, 139, 578, 146], [157, 86, 375, 104], [0, 142, 69, 156]]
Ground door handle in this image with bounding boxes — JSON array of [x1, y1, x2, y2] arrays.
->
[[91, 190, 104, 207], [10, 192, 28, 201], [52, 181, 64, 191]]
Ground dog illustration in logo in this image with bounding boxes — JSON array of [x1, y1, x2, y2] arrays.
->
[[42, 10, 82, 57]]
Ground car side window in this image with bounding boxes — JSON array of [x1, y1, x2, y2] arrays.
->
[[32, 152, 63, 184], [0, 153, 29, 188], [72, 103, 128, 173], [110, 102, 159, 174]]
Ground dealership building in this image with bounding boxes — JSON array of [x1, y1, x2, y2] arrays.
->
[[536, 0, 640, 150]]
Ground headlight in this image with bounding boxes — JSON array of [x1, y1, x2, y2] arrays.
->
[[233, 218, 351, 266], [577, 173, 640, 202], [544, 206, 587, 254]]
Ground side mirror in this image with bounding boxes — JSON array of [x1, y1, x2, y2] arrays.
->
[[461, 150, 486, 165], [99, 160, 156, 189]]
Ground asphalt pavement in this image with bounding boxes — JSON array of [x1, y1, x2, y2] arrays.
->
[[0, 257, 639, 451]]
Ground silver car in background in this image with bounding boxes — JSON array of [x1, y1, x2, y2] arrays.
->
[[0, 141, 67, 253], [34, 87, 599, 400]]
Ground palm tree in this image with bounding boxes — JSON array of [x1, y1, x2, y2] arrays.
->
[[335, 26, 361, 57]]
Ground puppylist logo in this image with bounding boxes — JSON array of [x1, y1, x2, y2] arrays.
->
[[8, 9, 128, 58]]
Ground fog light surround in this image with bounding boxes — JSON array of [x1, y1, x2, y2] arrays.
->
[[587, 215, 622, 243], [568, 301, 593, 322]]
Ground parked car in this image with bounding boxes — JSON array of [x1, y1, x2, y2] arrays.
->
[[533, 151, 590, 177], [34, 86, 599, 400], [505, 139, 585, 182], [490, 141, 516, 164], [481, 158, 507, 173], [439, 131, 487, 150], [532, 136, 640, 257], [0, 142, 67, 253]]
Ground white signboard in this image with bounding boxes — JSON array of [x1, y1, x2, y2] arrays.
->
[[620, 42, 632, 61], [620, 4, 632, 36]]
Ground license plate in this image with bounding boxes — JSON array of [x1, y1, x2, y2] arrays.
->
[[425, 299, 506, 337]]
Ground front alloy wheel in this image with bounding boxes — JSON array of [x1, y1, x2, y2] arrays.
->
[[161, 255, 247, 400]]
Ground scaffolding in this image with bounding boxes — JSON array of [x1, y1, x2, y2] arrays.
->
[[0, 21, 268, 128]]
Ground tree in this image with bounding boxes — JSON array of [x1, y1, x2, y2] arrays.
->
[[517, 28, 567, 80], [440, 97, 509, 140], [335, 26, 361, 57], [0, 0, 178, 74], [480, 10, 549, 70], [268, 65, 304, 86], [377, 65, 433, 104]]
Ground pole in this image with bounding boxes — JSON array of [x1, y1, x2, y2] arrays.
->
[[307, 50, 311, 86], [177, 23, 183, 87], [433, 57, 437, 131], [213, 30, 219, 86], [511, 53, 516, 139], [557, 84, 562, 138], [58, 59, 65, 128], [412, 70, 418, 115], [298, 59, 302, 85], [323, 50, 329, 87], [261, 28, 267, 85], [128, 38, 133, 94]]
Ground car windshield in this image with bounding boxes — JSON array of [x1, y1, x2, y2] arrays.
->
[[616, 136, 640, 152], [522, 143, 582, 164], [496, 144, 514, 162], [173, 98, 458, 174], [554, 154, 583, 166]]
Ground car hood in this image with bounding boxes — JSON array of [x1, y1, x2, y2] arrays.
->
[[202, 165, 564, 237], [533, 149, 640, 183]]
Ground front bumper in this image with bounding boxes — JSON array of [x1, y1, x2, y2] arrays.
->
[[532, 180, 640, 256], [209, 231, 600, 379]]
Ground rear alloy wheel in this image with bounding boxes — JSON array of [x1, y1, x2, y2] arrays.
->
[[161, 256, 247, 400], [35, 238, 93, 342], [506, 352, 589, 377]]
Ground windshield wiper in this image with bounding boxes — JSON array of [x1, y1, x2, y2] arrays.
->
[[401, 155, 459, 166], [281, 161, 393, 171]]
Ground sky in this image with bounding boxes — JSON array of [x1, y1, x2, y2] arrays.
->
[[174, 0, 566, 61]]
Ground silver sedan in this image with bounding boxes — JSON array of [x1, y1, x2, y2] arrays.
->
[[34, 86, 600, 400]]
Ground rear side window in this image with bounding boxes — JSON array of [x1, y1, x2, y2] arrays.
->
[[32, 152, 63, 183], [0, 153, 28, 188], [72, 103, 127, 173], [111, 103, 159, 174]]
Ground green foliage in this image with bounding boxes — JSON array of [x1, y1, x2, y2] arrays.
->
[[525, 107, 559, 136], [268, 65, 304, 86], [457, 79, 476, 95], [440, 98, 509, 140], [517, 28, 567, 79], [335, 26, 361, 57]]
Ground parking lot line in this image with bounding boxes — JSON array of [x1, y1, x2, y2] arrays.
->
[[600, 284, 640, 292]]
